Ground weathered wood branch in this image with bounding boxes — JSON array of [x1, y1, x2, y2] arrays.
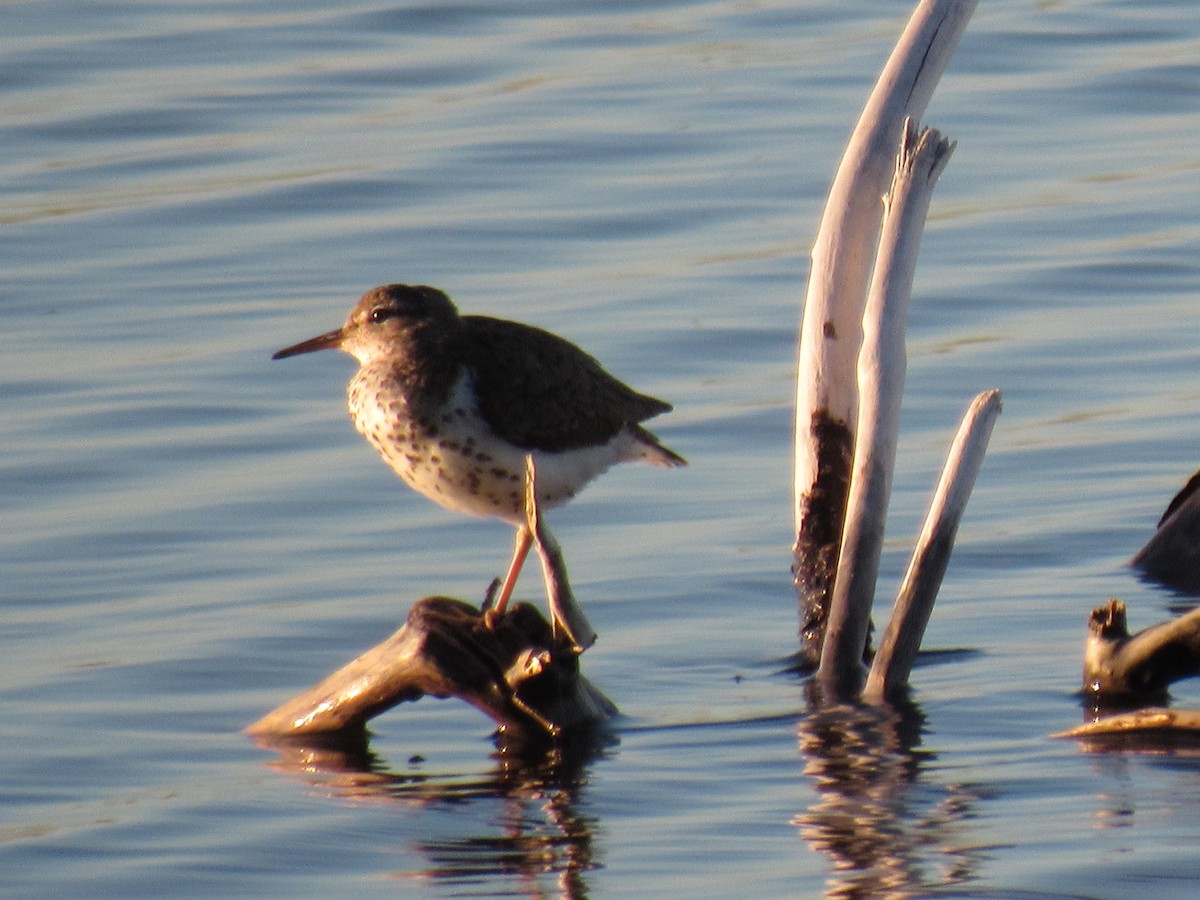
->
[[245, 595, 611, 739], [816, 122, 956, 696], [865, 389, 1001, 702], [793, 0, 978, 668], [248, 458, 614, 742]]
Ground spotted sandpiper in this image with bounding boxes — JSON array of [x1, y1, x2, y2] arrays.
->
[[273, 284, 685, 620]]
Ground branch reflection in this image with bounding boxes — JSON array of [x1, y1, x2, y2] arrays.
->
[[794, 689, 984, 897], [253, 727, 611, 899]]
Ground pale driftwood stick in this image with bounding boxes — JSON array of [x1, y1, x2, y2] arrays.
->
[[1131, 468, 1200, 594], [1053, 708, 1200, 740], [865, 389, 1002, 702], [793, 0, 978, 667], [1082, 598, 1200, 702], [816, 123, 955, 697], [247, 460, 615, 741]]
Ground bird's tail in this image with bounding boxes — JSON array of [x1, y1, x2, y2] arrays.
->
[[633, 426, 686, 467]]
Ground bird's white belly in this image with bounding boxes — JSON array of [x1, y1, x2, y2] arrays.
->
[[347, 372, 637, 526]]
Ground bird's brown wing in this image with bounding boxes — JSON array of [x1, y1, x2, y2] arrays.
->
[[461, 316, 671, 452]]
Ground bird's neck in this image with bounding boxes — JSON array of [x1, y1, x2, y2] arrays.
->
[[372, 322, 463, 420]]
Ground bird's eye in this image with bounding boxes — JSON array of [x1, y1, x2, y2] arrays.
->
[[368, 307, 394, 324]]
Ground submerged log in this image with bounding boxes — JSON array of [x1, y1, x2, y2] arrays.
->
[[1083, 598, 1200, 703], [1054, 707, 1200, 741], [1131, 468, 1200, 594], [248, 458, 615, 742]]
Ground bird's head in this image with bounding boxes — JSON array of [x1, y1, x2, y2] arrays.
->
[[272, 284, 459, 365]]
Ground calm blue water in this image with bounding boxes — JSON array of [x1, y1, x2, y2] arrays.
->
[[6, 0, 1200, 896]]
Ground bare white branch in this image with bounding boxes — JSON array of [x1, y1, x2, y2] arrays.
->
[[865, 389, 1002, 702], [816, 122, 957, 695], [793, 0, 979, 531]]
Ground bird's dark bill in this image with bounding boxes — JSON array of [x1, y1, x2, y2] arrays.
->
[[272, 328, 343, 360]]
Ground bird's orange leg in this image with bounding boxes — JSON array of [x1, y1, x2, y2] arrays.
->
[[488, 526, 533, 620]]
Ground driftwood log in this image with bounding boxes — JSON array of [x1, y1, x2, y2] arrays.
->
[[1083, 598, 1200, 704], [246, 596, 614, 741], [248, 458, 616, 744]]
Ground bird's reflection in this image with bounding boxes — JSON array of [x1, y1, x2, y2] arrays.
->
[[793, 686, 985, 897], [254, 725, 612, 899]]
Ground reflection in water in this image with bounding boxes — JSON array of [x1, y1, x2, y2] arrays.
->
[[254, 727, 611, 899], [1085, 750, 1136, 836], [794, 690, 985, 897], [1073, 696, 1200, 836], [255, 690, 996, 897]]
